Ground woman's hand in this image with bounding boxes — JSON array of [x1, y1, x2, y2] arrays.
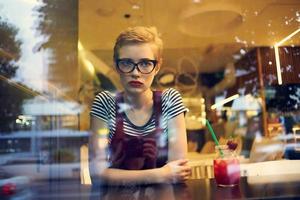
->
[[159, 159, 191, 183], [110, 140, 126, 168], [143, 138, 157, 169]]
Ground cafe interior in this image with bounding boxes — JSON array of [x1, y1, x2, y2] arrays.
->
[[0, 0, 300, 199]]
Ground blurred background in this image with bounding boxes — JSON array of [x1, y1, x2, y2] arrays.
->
[[0, 0, 299, 199]]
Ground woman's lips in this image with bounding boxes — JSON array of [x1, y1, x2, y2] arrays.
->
[[128, 81, 143, 87]]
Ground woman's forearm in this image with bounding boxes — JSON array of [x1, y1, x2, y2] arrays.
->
[[98, 167, 164, 185]]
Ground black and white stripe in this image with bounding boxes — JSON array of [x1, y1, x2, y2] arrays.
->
[[90, 88, 188, 143]]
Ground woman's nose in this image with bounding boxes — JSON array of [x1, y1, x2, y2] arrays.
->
[[130, 66, 141, 76]]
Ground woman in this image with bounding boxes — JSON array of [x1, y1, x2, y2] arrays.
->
[[89, 26, 191, 185]]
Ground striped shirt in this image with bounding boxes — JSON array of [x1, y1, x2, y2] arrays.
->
[[90, 88, 188, 143]]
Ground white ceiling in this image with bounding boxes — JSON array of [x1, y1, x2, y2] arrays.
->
[[79, 0, 300, 73]]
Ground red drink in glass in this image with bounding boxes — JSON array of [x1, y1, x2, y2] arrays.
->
[[213, 157, 240, 187]]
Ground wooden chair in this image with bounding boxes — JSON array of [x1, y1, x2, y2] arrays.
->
[[249, 137, 285, 162], [189, 160, 214, 179]]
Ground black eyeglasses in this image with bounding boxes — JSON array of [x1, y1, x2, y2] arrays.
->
[[115, 59, 157, 74]]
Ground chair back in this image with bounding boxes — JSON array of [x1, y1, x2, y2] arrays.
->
[[189, 160, 213, 179]]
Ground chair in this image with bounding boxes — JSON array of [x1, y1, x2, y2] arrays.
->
[[188, 151, 247, 179], [293, 126, 300, 152], [200, 141, 215, 154], [189, 160, 214, 179], [249, 137, 285, 162]]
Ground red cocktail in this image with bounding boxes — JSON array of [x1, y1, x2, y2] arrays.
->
[[214, 157, 240, 187]]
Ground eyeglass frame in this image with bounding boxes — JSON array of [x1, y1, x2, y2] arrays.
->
[[115, 58, 158, 74]]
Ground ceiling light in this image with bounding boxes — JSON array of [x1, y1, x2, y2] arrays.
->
[[132, 4, 140, 9], [274, 28, 300, 85], [274, 46, 283, 85], [275, 28, 300, 46], [211, 94, 239, 110], [179, 3, 243, 37], [193, 0, 201, 3]]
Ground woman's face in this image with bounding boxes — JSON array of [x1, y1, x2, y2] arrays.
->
[[116, 43, 160, 94]]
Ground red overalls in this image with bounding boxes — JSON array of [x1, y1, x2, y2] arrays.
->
[[109, 91, 168, 170]]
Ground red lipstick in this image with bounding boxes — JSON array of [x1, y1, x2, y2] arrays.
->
[[128, 81, 143, 87]]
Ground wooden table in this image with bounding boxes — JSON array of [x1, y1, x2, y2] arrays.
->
[[90, 175, 300, 199]]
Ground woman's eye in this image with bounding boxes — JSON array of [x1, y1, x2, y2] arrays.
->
[[121, 60, 132, 66], [140, 61, 151, 67]]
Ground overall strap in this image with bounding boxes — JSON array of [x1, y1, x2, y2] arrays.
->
[[114, 92, 124, 139], [153, 90, 168, 168], [153, 91, 163, 134]]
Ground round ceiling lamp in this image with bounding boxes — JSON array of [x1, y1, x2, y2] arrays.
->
[[178, 3, 244, 37]]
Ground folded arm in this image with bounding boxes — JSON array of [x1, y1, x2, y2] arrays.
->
[[89, 115, 190, 185]]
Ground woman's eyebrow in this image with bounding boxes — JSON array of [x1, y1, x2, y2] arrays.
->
[[119, 58, 154, 62], [139, 58, 154, 60], [118, 58, 133, 60]]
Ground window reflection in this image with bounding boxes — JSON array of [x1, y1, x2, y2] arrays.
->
[[0, 0, 83, 187], [0, 0, 299, 199]]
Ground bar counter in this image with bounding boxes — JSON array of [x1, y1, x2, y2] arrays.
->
[[89, 174, 300, 199]]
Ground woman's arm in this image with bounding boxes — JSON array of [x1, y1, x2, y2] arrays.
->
[[89, 116, 190, 185], [167, 113, 188, 161]]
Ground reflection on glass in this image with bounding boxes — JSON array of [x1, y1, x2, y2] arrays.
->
[[0, 0, 299, 199]]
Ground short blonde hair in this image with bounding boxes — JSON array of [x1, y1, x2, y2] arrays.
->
[[113, 26, 163, 61]]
